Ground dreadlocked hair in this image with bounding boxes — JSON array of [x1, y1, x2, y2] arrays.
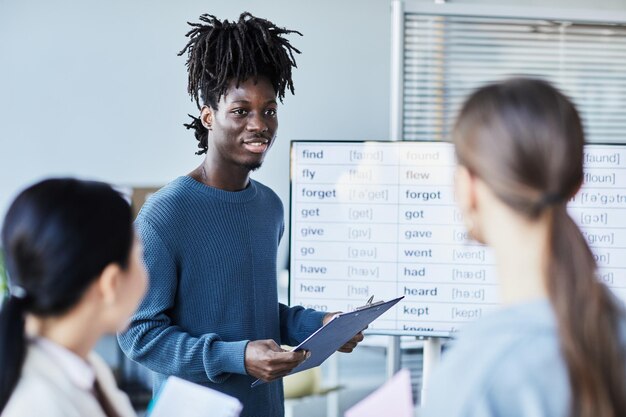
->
[[178, 12, 302, 155]]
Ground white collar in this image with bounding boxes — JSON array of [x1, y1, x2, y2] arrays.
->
[[34, 337, 96, 391]]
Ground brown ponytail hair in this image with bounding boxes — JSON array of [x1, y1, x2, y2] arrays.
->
[[453, 77, 626, 417]]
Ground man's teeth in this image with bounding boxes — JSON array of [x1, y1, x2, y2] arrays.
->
[[247, 142, 267, 146]]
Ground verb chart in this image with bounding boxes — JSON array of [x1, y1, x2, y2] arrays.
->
[[290, 141, 626, 336]]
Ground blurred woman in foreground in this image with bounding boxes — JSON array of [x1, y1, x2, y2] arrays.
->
[[425, 78, 626, 417], [0, 178, 147, 417]]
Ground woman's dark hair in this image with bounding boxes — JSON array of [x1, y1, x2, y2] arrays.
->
[[0, 178, 133, 412], [177, 12, 302, 155], [454, 77, 626, 417]]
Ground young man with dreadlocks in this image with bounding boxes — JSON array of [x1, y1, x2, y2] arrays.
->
[[118, 13, 363, 417]]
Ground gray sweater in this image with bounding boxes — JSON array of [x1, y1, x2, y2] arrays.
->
[[423, 299, 626, 417]]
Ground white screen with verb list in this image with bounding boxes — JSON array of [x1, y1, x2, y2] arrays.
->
[[289, 141, 626, 337]]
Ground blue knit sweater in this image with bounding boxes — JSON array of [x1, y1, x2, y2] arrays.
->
[[118, 176, 325, 417]]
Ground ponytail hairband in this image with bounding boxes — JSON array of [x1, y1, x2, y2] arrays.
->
[[538, 192, 564, 208], [10, 285, 27, 300]]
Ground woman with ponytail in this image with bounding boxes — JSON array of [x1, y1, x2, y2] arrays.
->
[[0, 178, 147, 417], [424, 78, 626, 417]]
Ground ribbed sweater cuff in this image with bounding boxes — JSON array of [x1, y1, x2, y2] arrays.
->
[[209, 340, 249, 376], [302, 311, 327, 335]]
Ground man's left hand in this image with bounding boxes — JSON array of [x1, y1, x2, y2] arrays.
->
[[322, 312, 365, 353]]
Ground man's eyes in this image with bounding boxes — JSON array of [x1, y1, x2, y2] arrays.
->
[[230, 108, 277, 117]]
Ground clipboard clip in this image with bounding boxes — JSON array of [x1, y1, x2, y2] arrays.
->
[[355, 295, 385, 311]]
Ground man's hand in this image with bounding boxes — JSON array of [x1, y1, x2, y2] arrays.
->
[[322, 312, 365, 353], [244, 339, 307, 382]]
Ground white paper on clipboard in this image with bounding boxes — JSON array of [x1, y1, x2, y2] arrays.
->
[[251, 296, 404, 387]]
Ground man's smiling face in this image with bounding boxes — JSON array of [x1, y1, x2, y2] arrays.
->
[[203, 75, 278, 172]]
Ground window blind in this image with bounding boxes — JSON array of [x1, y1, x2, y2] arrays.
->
[[401, 12, 626, 142]]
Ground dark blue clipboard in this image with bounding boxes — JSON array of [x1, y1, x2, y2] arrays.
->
[[251, 296, 404, 387]]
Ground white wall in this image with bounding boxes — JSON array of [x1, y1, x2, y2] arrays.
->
[[0, 0, 393, 268], [1, 0, 625, 267]]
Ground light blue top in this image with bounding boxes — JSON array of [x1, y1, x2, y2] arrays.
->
[[423, 299, 626, 417], [118, 176, 326, 417]]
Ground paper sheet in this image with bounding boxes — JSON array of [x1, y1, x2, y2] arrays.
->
[[344, 368, 414, 417], [149, 376, 242, 417]]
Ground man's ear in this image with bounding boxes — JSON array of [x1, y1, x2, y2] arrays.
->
[[97, 263, 123, 305], [200, 105, 213, 130]]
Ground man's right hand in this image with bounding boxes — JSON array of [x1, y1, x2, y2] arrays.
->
[[244, 339, 307, 382]]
